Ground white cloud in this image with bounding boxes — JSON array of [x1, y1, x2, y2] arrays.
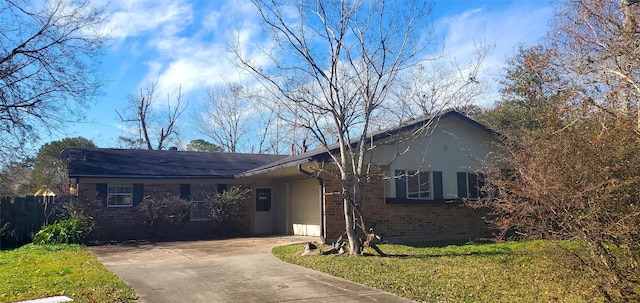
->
[[113, 123, 136, 135], [104, 0, 193, 39], [202, 10, 222, 30], [101, 0, 273, 105]]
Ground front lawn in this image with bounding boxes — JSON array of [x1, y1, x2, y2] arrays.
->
[[0, 244, 136, 303], [273, 240, 604, 302]]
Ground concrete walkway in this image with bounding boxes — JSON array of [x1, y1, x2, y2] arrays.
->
[[88, 236, 415, 303]]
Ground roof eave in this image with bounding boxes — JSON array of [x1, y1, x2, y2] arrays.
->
[[68, 174, 236, 180], [235, 158, 313, 178]]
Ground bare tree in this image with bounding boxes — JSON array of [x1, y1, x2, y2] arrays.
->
[[387, 43, 493, 123], [0, 0, 107, 163], [197, 84, 252, 153], [116, 81, 187, 150], [197, 83, 302, 154], [0, 161, 32, 197], [251, 100, 285, 154], [234, 0, 433, 255], [550, 0, 640, 125]]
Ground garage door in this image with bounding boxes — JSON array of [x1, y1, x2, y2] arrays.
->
[[290, 179, 320, 236]]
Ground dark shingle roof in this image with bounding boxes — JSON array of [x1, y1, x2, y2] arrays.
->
[[64, 111, 494, 180], [63, 148, 288, 179]]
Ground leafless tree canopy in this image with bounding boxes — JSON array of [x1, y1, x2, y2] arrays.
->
[[0, 161, 32, 196], [387, 43, 493, 124], [197, 83, 309, 154], [198, 84, 249, 153], [117, 81, 188, 150], [235, 0, 434, 255], [0, 0, 107, 161], [550, 0, 640, 123]]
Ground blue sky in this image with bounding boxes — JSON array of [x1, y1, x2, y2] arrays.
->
[[48, 0, 554, 149]]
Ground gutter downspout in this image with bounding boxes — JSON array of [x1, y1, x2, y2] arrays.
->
[[297, 165, 325, 243]]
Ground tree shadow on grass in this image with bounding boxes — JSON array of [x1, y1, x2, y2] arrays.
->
[[362, 239, 513, 259]]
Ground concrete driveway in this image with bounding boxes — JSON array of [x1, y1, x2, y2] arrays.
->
[[88, 236, 414, 303]]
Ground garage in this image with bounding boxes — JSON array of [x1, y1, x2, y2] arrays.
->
[[290, 179, 321, 236]]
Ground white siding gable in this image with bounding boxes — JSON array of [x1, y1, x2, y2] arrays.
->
[[367, 115, 498, 200]]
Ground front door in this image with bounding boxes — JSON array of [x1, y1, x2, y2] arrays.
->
[[253, 188, 273, 234]]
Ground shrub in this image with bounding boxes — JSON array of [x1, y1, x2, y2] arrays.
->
[[32, 218, 90, 245], [479, 109, 640, 301], [209, 186, 250, 224], [139, 193, 190, 237]]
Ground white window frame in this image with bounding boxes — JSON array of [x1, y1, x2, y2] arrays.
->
[[405, 170, 433, 200], [190, 184, 215, 221], [463, 172, 483, 200], [107, 184, 133, 207]]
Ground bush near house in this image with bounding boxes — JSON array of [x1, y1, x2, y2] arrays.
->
[[208, 186, 250, 224], [32, 218, 90, 245], [139, 193, 191, 238], [0, 196, 65, 248]]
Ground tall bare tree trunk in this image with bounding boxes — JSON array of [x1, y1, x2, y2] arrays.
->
[[344, 198, 361, 255], [235, 0, 433, 255]]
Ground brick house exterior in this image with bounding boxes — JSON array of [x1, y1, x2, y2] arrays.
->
[[63, 148, 285, 240], [238, 110, 499, 241], [320, 170, 492, 240], [64, 110, 500, 241], [291, 161, 492, 242], [73, 181, 254, 240]]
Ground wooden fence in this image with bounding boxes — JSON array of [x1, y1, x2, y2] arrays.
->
[[0, 196, 52, 249]]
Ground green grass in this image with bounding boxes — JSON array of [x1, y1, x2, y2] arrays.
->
[[0, 244, 136, 303], [273, 240, 605, 303]]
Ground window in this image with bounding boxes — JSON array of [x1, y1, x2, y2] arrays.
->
[[107, 184, 133, 207], [407, 170, 431, 199], [255, 188, 271, 211], [457, 172, 485, 200], [189, 184, 215, 221], [391, 170, 443, 203], [395, 170, 432, 199]]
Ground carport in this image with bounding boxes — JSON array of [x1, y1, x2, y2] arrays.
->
[[239, 160, 326, 239]]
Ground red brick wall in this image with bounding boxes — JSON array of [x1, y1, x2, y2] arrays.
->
[[321, 167, 493, 241], [321, 174, 347, 240], [76, 182, 252, 240]]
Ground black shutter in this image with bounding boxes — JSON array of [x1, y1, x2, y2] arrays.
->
[[395, 170, 406, 198], [217, 184, 227, 194], [433, 171, 443, 199], [180, 184, 191, 200], [133, 184, 144, 205], [97, 184, 107, 207], [457, 172, 468, 199]]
